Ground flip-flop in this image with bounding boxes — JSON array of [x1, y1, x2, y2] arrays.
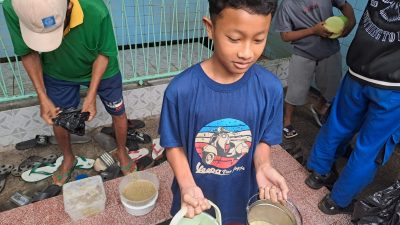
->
[[100, 119, 145, 137], [21, 159, 62, 183], [100, 164, 121, 182], [52, 159, 78, 186], [127, 130, 152, 144], [11, 154, 58, 177], [31, 184, 62, 203], [15, 135, 50, 151], [152, 138, 165, 160], [49, 134, 91, 145], [128, 148, 150, 161], [0, 164, 14, 193], [55, 156, 94, 170], [101, 126, 151, 144]]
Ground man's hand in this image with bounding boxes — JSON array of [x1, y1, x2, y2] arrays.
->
[[256, 163, 289, 204], [82, 96, 96, 121], [180, 185, 211, 218], [312, 22, 333, 38], [38, 96, 60, 125]]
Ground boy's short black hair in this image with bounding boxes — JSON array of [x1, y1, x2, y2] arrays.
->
[[208, 0, 277, 21]]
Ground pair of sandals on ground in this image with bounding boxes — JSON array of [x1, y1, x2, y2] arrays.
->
[[283, 104, 330, 139]]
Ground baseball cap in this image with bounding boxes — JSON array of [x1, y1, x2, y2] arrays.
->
[[12, 0, 68, 52]]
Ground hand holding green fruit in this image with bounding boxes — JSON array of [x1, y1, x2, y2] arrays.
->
[[313, 22, 334, 38], [323, 16, 349, 39]]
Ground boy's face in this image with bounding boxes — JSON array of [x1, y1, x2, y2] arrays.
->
[[204, 8, 271, 76]]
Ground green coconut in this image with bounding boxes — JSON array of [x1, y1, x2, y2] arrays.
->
[[324, 16, 345, 39]]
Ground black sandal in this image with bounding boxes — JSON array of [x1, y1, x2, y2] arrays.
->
[[15, 135, 50, 151], [31, 184, 62, 203], [283, 125, 298, 139]]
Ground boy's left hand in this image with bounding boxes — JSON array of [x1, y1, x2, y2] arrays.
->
[[256, 163, 289, 204], [82, 96, 96, 121]]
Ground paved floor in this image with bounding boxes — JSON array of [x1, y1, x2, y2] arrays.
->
[[0, 90, 399, 222]]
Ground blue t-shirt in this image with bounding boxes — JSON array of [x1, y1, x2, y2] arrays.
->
[[159, 63, 283, 224], [274, 0, 345, 60]]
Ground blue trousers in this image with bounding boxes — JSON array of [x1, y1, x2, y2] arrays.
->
[[307, 73, 400, 207]]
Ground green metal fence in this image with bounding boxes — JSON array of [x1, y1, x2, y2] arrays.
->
[[0, 0, 213, 103]]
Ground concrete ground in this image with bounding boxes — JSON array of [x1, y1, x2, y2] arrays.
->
[[0, 91, 399, 220]]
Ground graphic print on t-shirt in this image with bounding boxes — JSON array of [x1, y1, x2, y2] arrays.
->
[[194, 118, 252, 170]]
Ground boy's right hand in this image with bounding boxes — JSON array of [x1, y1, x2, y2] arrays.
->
[[38, 95, 61, 125], [312, 22, 333, 38], [180, 185, 211, 218]]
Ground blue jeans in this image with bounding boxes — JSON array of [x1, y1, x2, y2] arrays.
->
[[307, 73, 400, 207]]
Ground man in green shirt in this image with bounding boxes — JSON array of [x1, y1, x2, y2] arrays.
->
[[3, 0, 136, 185]]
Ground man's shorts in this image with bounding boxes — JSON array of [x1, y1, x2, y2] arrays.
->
[[44, 73, 125, 116], [285, 52, 342, 106]]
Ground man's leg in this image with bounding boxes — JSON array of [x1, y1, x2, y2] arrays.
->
[[52, 126, 75, 185], [97, 73, 135, 174], [284, 102, 295, 128], [112, 113, 132, 173], [284, 54, 315, 136], [43, 75, 80, 185], [307, 75, 367, 176], [330, 84, 400, 207]]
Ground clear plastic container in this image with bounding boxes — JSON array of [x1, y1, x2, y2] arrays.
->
[[119, 171, 159, 216], [63, 175, 106, 221]]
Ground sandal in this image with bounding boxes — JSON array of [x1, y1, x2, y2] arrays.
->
[[94, 152, 116, 172], [100, 164, 121, 182], [127, 130, 152, 144], [49, 134, 91, 145], [310, 105, 328, 127], [15, 135, 50, 151], [52, 159, 78, 186], [101, 126, 151, 144], [152, 138, 165, 160], [11, 154, 58, 177], [100, 119, 145, 137], [31, 184, 62, 203], [0, 164, 14, 193], [283, 125, 298, 139]]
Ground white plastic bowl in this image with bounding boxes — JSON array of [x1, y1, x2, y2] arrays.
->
[[118, 171, 160, 216], [121, 192, 159, 216]]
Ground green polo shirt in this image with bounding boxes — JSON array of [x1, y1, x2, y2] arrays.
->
[[2, 0, 119, 82]]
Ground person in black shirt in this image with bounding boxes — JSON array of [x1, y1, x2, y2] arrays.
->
[[305, 0, 400, 215]]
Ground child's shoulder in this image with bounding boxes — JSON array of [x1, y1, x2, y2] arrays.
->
[[165, 64, 201, 95], [251, 64, 282, 86]]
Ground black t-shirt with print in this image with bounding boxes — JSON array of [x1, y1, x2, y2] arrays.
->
[[347, 0, 400, 86]]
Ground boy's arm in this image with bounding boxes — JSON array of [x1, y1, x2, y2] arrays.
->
[[21, 52, 60, 125], [166, 147, 210, 218], [254, 142, 289, 203], [280, 23, 333, 42], [81, 54, 109, 121], [337, 2, 356, 37]]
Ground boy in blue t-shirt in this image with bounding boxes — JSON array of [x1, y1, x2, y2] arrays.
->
[[159, 0, 289, 224]]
